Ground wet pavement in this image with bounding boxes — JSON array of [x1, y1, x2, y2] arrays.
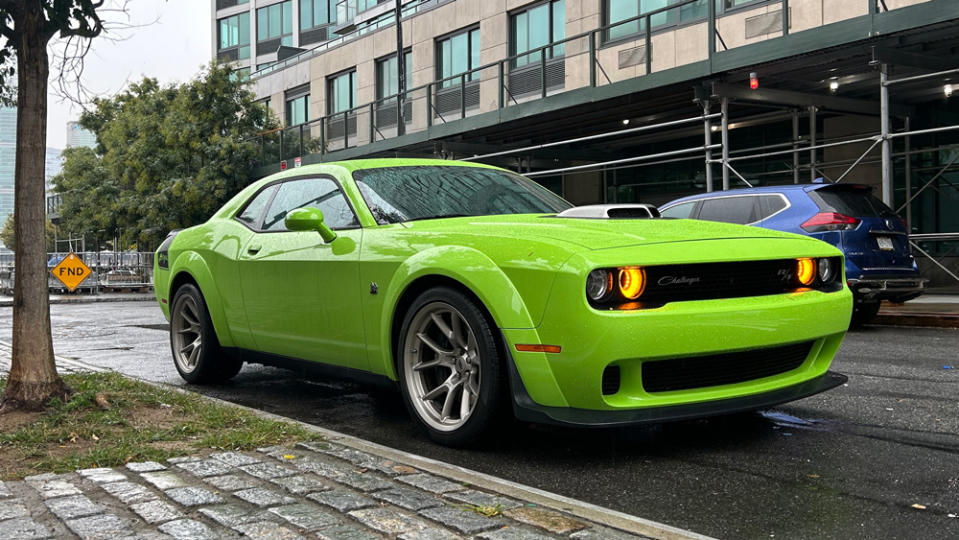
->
[[1, 301, 957, 539]]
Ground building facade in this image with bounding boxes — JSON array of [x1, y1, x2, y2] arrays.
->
[[66, 121, 97, 149], [213, 0, 959, 288]]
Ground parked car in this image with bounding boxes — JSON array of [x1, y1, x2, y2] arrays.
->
[[660, 183, 925, 324], [154, 159, 852, 446]]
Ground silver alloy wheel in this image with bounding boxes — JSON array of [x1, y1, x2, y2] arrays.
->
[[172, 294, 203, 374], [403, 302, 481, 432]]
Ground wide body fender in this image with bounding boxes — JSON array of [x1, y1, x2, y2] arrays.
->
[[168, 250, 237, 348]]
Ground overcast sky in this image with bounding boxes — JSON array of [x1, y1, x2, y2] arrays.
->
[[46, 0, 211, 149]]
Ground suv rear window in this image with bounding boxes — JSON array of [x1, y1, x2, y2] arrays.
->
[[810, 187, 897, 218]]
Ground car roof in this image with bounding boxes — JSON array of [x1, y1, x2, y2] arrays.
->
[[661, 183, 869, 208]]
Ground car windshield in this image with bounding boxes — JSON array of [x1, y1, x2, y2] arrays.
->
[[353, 166, 573, 224]]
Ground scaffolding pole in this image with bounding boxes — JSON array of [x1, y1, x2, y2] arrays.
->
[[704, 101, 713, 192], [880, 64, 893, 204], [524, 144, 722, 177], [792, 110, 800, 184], [905, 117, 912, 231], [721, 96, 730, 190], [809, 105, 817, 182]]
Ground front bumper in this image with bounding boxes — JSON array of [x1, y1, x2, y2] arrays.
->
[[847, 277, 927, 302]]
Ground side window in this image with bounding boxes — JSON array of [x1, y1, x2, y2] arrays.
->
[[262, 177, 358, 231], [697, 196, 758, 225], [759, 195, 787, 220], [236, 185, 279, 228], [661, 201, 696, 219]]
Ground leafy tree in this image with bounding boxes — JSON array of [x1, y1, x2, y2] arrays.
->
[[0, 1, 106, 411], [0, 213, 56, 252], [55, 63, 276, 250]]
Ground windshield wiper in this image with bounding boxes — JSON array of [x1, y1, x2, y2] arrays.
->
[[406, 213, 471, 222]]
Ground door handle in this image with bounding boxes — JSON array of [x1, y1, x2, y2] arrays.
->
[[247, 244, 261, 255]]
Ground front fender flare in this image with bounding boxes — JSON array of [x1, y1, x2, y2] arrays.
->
[[169, 250, 236, 348]]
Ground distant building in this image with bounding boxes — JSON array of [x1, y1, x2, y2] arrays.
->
[[0, 106, 15, 248], [66, 121, 96, 149]]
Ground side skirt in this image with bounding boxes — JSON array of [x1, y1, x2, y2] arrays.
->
[[223, 347, 397, 390]]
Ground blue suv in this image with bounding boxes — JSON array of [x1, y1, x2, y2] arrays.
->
[[660, 183, 926, 324]]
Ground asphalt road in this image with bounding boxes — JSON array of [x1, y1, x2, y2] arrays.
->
[[1, 301, 957, 539]]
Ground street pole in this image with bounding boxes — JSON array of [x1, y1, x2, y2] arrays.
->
[[395, 0, 405, 137]]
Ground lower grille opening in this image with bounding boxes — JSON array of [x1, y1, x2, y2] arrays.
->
[[641, 341, 814, 393], [602, 365, 621, 395]]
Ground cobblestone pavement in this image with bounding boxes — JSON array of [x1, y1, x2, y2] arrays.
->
[[0, 442, 654, 540]]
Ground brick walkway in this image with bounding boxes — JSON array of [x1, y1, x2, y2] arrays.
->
[[0, 442, 655, 540]]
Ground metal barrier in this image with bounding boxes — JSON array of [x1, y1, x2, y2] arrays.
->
[[0, 252, 155, 296]]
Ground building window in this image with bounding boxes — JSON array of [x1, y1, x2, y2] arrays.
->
[[300, 0, 335, 29], [256, 61, 276, 71], [435, 27, 480, 89], [375, 50, 412, 101], [257, 1, 293, 49], [328, 70, 357, 114], [604, 0, 759, 42], [357, 0, 389, 14], [286, 87, 310, 126], [218, 12, 250, 60], [510, 0, 565, 68], [216, 0, 250, 9], [230, 67, 252, 82]]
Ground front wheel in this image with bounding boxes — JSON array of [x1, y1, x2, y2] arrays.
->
[[170, 284, 242, 384], [397, 287, 506, 446]]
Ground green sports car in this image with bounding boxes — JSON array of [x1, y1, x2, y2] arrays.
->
[[155, 159, 852, 445]]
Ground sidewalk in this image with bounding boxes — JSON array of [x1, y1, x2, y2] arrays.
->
[[875, 294, 959, 328], [0, 292, 156, 307]]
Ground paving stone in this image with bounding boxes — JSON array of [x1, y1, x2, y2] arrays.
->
[[256, 445, 290, 456], [125, 461, 167, 473], [100, 481, 157, 504], [306, 489, 376, 512], [45, 494, 102, 520], [77, 468, 127, 484], [0, 501, 29, 520], [203, 473, 260, 492], [0, 517, 52, 539], [318, 444, 403, 476], [157, 519, 216, 540], [24, 474, 81, 499], [210, 451, 261, 467], [197, 504, 261, 527], [330, 469, 393, 492], [116, 532, 174, 540], [293, 441, 331, 454], [65, 514, 131, 539], [349, 507, 428, 535], [504, 506, 588, 535], [175, 459, 234, 478], [233, 487, 296, 507], [419, 506, 503, 535], [267, 502, 338, 531], [232, 521, 305, 539], [289, 458, 342, 477], [399, 528, 464, 540], [166, 457, 202, 465], [374, 487, 443, 511], [130, 500, 183, 524], [238, 462, 297, 480], [569, 526, 653, 540], [141, 472, 189, 490], [397, 473, 465, 495], [313, 523, 382, 540], [0, 480, 12, 499], [268, 473, 330, 495], [164, 487, 224, 507], [444, 489, 522, 510], [476, 525, 556, 540]]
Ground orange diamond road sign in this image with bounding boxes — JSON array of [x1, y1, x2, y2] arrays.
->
[[51, 252, 92, 292]]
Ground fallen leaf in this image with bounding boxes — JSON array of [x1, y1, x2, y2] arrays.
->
[[283, 454, 295, 460], [94, 393, 110, 410], [807, 474, 820, 479], [92, 434, 100, 442], [392, 465, 417, 474], [911, 503, 927, 510]]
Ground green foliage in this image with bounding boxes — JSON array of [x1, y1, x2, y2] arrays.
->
[[53, 63, 277, 250], [0, 213, 57, 252]]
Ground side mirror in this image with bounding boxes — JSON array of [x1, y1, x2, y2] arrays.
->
[[284, 207, 337, 243]]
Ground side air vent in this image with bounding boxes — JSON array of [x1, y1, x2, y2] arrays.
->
[[557, 204, 661, 219], [602, 365, 621, 395]]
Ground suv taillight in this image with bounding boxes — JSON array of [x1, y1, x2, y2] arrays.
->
[[801, 212, 860, 233]]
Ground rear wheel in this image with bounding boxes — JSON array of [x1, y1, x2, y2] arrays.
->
[[397, 287, 505, 446], [170, 284, 242, 383]]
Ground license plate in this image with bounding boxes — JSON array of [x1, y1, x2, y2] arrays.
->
[[876, 236, 894, 251]]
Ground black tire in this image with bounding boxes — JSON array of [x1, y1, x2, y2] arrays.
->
[[850, 300, 881, 327], [169, 283, 242, 384], [396, 286, 506, 447]]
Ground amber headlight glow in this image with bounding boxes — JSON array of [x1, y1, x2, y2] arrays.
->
[[618, 267, 646, 299], [797, 258, 816, 286]]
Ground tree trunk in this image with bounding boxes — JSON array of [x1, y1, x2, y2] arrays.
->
[[1, 5, 70, 411]]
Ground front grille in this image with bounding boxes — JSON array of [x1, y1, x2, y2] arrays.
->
[[602, 365, 621, 395], [641, 259, 807, 304], [641, 341, 814, 393]]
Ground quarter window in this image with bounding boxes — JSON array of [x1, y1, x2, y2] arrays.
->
[[262, 178, 358, 231], [236, 185, 279, 228], [257, 1, 294, 48], [698, 196, 758, 225], [660, 201, 697, 219], [436, 28, 480, 89]]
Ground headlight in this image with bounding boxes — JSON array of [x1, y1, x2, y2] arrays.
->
[[586, 269, 612, 301], [618, 267, 646, 300], [817, 257, 834, 283], [796, 258, 816, 286]]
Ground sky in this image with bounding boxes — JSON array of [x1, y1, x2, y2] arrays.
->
[[45, 0, 212, 149]]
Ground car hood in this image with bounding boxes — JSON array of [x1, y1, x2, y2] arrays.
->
[[401, 214, 810, 250]]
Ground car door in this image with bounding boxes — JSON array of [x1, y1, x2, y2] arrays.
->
[[238, 176, 366, 369]]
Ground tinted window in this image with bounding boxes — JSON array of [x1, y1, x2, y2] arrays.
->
[[697, 196, 758, 225], [758, 195, 787, 220], [810, 188, 896, 218], [353, 166, 573, 224], [661, 201, 696, 219], [236, 184, 278, 228], [262, 178, 358, 231]]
